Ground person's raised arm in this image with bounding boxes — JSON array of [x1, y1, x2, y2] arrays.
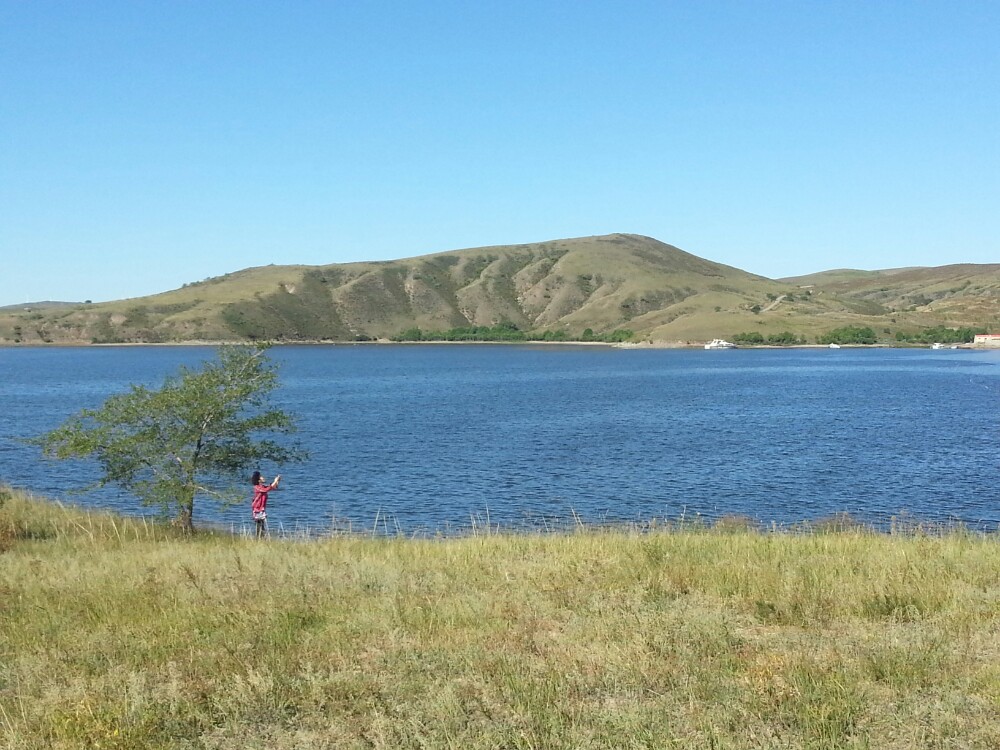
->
[[271, 474, 281, 489]]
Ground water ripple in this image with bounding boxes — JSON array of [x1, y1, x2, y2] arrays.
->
[[1, 345, 998, 531]]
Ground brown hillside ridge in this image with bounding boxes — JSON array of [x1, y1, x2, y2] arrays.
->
[[782, 264, 1000, 324], [3, 234, 998, 345]]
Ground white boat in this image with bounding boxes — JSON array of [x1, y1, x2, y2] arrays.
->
[[828, 343, 841, 349], [931, 342, 945, 350], [704, 338, 736, 350]]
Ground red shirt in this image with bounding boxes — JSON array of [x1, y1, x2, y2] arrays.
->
[[252, 483, 272, 515]]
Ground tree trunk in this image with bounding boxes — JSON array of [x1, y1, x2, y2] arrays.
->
[[176, 505, 194, 533], [177, 490, 195, 533]]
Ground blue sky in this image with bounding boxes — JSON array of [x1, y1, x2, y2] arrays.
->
[[2, 1, 998, 305]]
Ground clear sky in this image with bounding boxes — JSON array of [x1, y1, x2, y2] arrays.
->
[[2, 1, 998, 305]]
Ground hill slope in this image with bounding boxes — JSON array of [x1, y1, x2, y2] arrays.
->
[[2, 235, 997, 344], [784, 264, 1000, 328], [0, 235, 789, 343]]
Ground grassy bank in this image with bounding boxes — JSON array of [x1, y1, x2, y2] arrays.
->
[[1, 490, 998, 749]]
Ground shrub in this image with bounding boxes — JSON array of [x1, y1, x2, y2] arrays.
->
[[818, 326, 877, 345]]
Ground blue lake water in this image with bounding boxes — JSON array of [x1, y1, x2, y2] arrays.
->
[[1, 345, 998, 533]]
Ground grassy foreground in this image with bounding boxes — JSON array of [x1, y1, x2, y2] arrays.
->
[[1, 491, 998, 749]]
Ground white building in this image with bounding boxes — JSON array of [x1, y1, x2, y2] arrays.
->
[[973, 334, 1000, 346]]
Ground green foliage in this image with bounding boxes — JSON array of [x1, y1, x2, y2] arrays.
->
[[392, 324, 632, 343], [732, 331, 804, 346], [392, 322, 528, 342], [600, 328, 634, 343], [894, 326, 985, 344], [37, 344, 304, 530], [818, 326, 878, 345], [765, 331, 807, 346], [732, 332, 765, 345], [532, 329, 568, 342]]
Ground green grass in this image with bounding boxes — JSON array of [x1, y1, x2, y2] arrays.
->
[[2, 489, 999, 748]]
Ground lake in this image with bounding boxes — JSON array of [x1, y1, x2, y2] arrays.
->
[[1, 345, 997, 533]]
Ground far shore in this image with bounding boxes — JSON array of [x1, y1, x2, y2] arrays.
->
[[0, 339, 984, 350]]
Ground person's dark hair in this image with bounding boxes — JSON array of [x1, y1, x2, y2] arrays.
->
[[251, 470, 262, 486]]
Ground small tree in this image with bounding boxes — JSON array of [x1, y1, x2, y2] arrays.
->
[[38, 344, 304, 531]]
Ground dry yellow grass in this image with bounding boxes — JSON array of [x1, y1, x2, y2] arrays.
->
[[2, 489, 998, 749]]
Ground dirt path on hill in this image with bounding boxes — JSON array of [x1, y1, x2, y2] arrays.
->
[[760, 294, 786, 313]]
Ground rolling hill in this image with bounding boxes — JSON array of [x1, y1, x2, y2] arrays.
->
[[2, 234, 998, 345], [782, 264, 1000, 326]]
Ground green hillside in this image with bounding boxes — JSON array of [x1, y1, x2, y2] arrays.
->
[[2, 235, 998, 345]]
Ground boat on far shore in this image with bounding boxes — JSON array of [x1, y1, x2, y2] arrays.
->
[[704, 339, 737, 350]]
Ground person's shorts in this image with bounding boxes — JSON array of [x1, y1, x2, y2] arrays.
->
[[252, 511, 267, 521]]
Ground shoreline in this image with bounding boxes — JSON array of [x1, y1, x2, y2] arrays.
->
[[4, 487, 994, 538], [0, 339, 983, 350]]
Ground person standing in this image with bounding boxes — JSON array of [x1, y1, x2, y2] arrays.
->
[[251, 470, 280, 538]]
